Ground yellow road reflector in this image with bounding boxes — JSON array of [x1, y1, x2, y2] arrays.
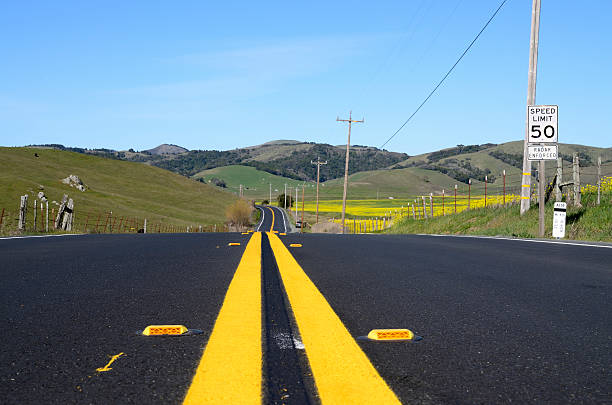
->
[[367, 329, 414, 341], [267, 232, 401, 404], [142, 325, 188, 336], [183, 232, 262, 404], [228, 242, 241, 246], [289, 244, 302, 248], [279, 232, 287, 236], [272, 230, 279, 234], [241, 232, 249, 235]]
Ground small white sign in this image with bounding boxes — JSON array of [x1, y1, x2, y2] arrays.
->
[[528, 144, 558, 161], [528, 105, 558, 143], [552, 202, 567, 238]]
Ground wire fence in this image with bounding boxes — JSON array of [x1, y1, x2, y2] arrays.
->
[[0, 204, 228, 236], [329, 162, 612, 233]]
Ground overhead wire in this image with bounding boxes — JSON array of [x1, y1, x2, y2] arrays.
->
[[380, 0, 509, 149]]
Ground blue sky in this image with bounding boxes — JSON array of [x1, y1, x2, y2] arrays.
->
[[1, 1, 610, 155]]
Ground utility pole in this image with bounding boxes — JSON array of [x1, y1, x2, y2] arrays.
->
[[295, 187, 298, 221], [337, 111, 364, 234], [284, 183, 287, 209], [269, 183, 272, 205], [311, 157, 328, 223], [520, 0, 542, 215]]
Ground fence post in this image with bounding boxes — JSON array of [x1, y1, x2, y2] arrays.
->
[[421, 196, 427, 219], [484, 176, 488, 207], [18, 195, 28, 231], [45, 202, 49, 232], [442, 190, 445, 216], [468, 179, 471, 210], [33, 200, 37, 231], [144, 218, 147, 234], [573, 153, 581, 207], [0, 208, 4, 229], [503, 170, 506, 206], [597, 156, 601, 205], [429, 193, 433, 218], [55, 195, 68, 229], [555, 157, 563, 202]]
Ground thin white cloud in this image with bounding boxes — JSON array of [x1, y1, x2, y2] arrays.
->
[[107, 35, 387, 101]]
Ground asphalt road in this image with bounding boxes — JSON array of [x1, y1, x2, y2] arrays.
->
[[1, 231, 611, 404]]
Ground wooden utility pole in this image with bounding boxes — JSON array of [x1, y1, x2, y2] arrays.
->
[[520, 0, 542, 215], [311, 157, 328, 223], [337, 111, 364, 234]]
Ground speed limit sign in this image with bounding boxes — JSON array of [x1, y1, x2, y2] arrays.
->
[[528, 105, 558, 143]]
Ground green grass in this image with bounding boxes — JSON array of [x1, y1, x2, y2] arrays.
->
[[319, 167, 463, 199], [387, 191, 612, 242], [192, 165, 307, 201], [0, 147, 237, 235]]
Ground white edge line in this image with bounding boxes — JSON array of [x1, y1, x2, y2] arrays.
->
[[0, 233, 82, 241], [415, 233, 612, 249], [279, 207, 288, 233], [256, 206, 265, 232]]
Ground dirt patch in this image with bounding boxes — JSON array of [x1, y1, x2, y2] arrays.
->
[[311, 221, 344, 234]]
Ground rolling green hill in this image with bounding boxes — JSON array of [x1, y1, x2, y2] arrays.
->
[[0, 147, 237, 234], [192, 165, 307, 200]]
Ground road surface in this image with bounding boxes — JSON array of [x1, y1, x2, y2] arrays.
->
[[1, 221, 611, 403]]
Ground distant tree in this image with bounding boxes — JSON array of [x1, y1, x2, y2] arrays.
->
[[276, 193, 294, 208], [210, 178, 227, 188]]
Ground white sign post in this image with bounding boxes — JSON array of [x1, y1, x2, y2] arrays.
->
[[552, 202, 567, 239]]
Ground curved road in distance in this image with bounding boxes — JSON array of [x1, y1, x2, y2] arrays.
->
[[1, 231, 611, 404], [255, 205, 289, 233]]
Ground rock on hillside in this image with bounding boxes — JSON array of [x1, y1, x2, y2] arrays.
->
[[144, 144, 188, 155]]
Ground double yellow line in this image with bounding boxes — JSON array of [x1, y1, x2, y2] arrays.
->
[[183, 232, 400, 404]]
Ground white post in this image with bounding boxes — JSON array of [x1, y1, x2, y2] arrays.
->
[[144, 218, 147, 233]]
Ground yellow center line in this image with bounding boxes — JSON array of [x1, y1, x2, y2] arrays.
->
[[267, 232, 401, 404], [268, 206, 275, 232], [182, 232, 262, 405]]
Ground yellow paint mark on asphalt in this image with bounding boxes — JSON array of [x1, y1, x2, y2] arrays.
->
[[267, 206, 276, 232], [96, 352, 125, 372], [280, 232, 287, 236], [242, 232, 250, 235], [228, 242, 241, 246], [183, 232, 262, 405], [142, 325, 188, 336], [289, 244, 302, 248], [267, 232, 401, 404]]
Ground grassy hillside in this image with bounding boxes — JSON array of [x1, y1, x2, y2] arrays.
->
[[0, 147, 237, 234], [192, 165, 307, 200], [396, 141, 612, 191], [386, 187, 612, 242], [319, 167, 463, 200]]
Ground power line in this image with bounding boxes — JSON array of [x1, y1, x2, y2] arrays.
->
[[380, 0, 509, 149]]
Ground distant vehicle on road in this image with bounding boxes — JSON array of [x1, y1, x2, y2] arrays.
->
[[295, 220, 302, 228]]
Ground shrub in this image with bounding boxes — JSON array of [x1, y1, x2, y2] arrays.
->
[[226, 200, 253, 229]]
